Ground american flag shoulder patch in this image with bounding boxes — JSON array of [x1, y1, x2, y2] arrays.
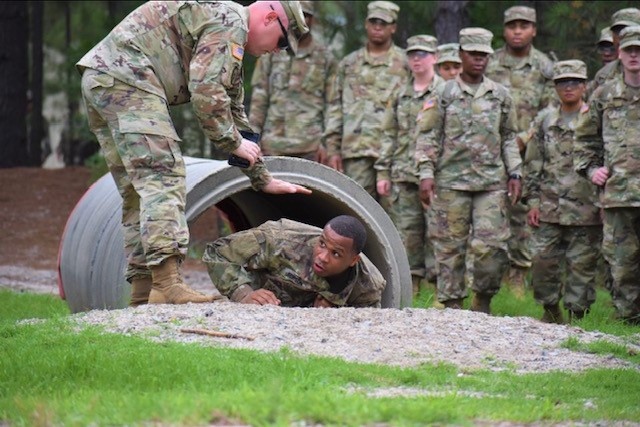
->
[[231, 43, 244, 61], [422, 98, 435, 111]]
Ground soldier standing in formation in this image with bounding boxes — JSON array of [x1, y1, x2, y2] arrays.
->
[[324, 1, 409, 204], [203, 216, 386, 308], [485, 5, 556, 296], [415, 28, 522, 313], [249, 1, 337, 163], [375, 35, 442, 296], [596, 27, 617, 66], [523, 60, 602, 325], [574, 26, 640, 326], [435, 43, 462, 81], [77, 1, 312, 306]]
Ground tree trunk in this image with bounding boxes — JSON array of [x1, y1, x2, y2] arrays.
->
[[0, 2, 29, 168], [29, 0, 44, 166], [435, 1, 469, 44]]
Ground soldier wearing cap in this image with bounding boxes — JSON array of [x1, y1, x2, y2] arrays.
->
[[76, 1, 312, 306], [574, 26, 640, 325], [587, 8, 640, 99], [375, 34, 441, 297], [325, 0, 409, 204], [436, 43, 462, 81], [523, 60, 602, 324], [249, 1, 337, 163], [484, 5, 555, 295], [415, 27, 521, 314], [597, 27, 617, 65]]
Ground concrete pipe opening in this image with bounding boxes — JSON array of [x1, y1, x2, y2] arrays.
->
[[58, 156, 412, 312]]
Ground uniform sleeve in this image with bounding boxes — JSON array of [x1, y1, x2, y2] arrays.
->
[[522, 110, 546, 208], [248, 55, 272, 135], [323, 60, 345, 158], [414, 94, 444, 180], [345, 262, 386, 308], [573, 98, 604, 180], [321, 52, 339, 151], [188, 27, 247, 154], [374, 97, 399, 181], [500, 93, 522, 175], [202, 225, 276, 302]]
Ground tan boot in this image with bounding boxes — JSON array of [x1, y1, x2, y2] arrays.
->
[[505, 267, 527, 300], [412, 275, 423, 297], [129, 274, 152, 307], [149, 256, 215, 304], [541, 303, 564, 324], [470, 293, 492, 314], [443, 298, 464, 309]]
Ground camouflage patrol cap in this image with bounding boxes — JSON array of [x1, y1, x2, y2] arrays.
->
[[619, 25, 640, 50], [553, 60, 587, 81], [280, 1, 310, 55], [598, 27, 614, 45], [459, 27, 494, 54], [504, 5, 536, 24], [436, 43, 461, 64], [367, 1, 400, 24], [611, 8, 640, 31], [406, 35, 438, 53], [299, 0, 314, 15]]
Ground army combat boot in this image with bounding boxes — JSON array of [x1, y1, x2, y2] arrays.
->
[[470, 293, 492, 314], [129, 274, 152, 307], [541, 303, 564, 324], [443, 298, 464, 309], [149, 256, 215, 304]]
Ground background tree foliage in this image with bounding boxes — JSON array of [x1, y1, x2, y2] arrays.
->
[[1, 0, 637, 167]]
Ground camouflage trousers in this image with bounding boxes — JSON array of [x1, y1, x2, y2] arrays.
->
[[530, 222, 601, 312], [506, 201, 532, 269], [602, 208, 640, 319], [80, 69, 188, 280], [428, 188, 510, 302], [388, 182, 436, 279], [343, 157, 391, 211]]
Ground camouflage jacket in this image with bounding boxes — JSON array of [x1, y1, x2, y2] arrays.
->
[[485, 46, 555, 137], [585, 60, 623, 101], [76, 1, 251, 156], [574, 76, 640, 208], [202, 219, 387, 308], [523, 106, 601, 225], [324, 44, 409, 160], [249, 38, 337, 156], [375, 74, 444, 184], [415, 76, 521, 191]]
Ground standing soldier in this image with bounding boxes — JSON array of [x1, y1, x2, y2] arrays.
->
[[524, 60, 602, 325], [574, 26, 640, 326], [375, 35, 442, 296], [586, 7, 640, 100], [249, 1, 337, 162], [325, 1, 408, 202], [597, 27, 617, 66], [415, 28, 522, 313], [485, 5, 555, 295], [435, 43, 462, 81]]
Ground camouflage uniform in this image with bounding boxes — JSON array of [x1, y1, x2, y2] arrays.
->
[[375, 35, 441, 282], [76, 1, 276, 280], [324, 1, 409, 200], [523, 61, 602, 314], [574, 27, 640, 322], [415, 28, 522, 303], [202, 219, 386, 307], [249, 9, 337, 159], [485, 6, 555, 273]]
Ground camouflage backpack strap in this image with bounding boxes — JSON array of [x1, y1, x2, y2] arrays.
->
[[439, 79, 459, 109]]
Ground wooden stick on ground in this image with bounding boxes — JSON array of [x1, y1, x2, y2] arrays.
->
[[180, 328, 255, 341]]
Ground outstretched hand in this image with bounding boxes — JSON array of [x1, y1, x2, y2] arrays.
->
[[262, 178, 312, 195]]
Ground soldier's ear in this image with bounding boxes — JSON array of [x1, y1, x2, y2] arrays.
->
[[349, 254, 360, 268]]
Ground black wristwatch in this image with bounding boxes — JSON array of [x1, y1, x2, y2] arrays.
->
[[509, 173, 522, 180]]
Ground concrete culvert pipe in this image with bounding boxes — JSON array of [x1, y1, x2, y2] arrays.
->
[[58, 156, 412, 312]]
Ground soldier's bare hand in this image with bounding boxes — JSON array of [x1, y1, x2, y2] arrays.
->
[[240, 289, 281, 305], [419, 178, 435, 206], [376, 180, 391, 197], [262, 178, 312, 195], [507, 179, 521, 205], [315, 147, 328, 165], [232, 139, 263, 167], [328, 155, 343, 173], [527, 208, 540, 227], [591, 167, 609, 187], [313, 294, 336, 308]]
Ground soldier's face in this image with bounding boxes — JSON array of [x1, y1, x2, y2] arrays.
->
[[503, 20, 536, 50], [407, 50, 436, 75], [246, 3, 290, 56], [437, 61, 462, 80], [460, 50, 489, 78], [365, 18, 396, 45], [620, 45, 640, 72], [554, 79, 586, 104], [312, 225, 359, 278]]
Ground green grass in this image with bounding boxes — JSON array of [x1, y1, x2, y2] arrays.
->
[[1, 289, 639, 426]]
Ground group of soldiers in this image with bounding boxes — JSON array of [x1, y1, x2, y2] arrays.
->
[[249, 1, 640, 325]]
